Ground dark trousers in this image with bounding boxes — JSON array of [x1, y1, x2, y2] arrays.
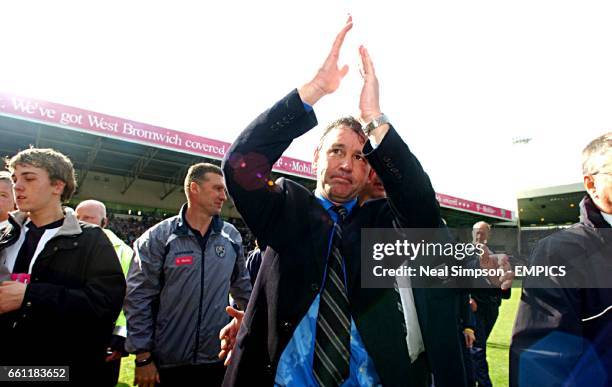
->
[[102, 358, 121, 386], [157, 362, 226, 387], [407, 352, 431, 387], [463, 339, 476, 387], [470, 305, 499, 387]]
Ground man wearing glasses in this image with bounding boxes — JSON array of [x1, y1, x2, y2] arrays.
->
[[510, 132, 612, 386]]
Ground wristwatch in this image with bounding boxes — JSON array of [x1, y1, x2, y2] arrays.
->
[[134, 356, 154, 367], [363, 114, 390, 136]]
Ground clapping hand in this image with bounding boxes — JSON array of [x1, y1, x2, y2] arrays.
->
[[298, 16, 353, 105]]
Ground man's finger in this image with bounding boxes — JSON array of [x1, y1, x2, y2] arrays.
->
[[330, 17, 353, 57], [224, 350, 233, 366], [219, 325, 229, 340], [221, 338, 230, 351], [501, 278, 513, 290], [359, 45, 376, 77], [225, 306, 243, 319], [339, 64, 349, 79]]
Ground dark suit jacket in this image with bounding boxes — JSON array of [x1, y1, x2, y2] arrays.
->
[[222, 89, 467, 387]]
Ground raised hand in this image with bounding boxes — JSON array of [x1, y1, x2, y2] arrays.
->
[[358, 45, 382, 123], [497, 255, 515, 290], [478, 246, 500, 272], [298, 16, 353, 105], [480, 249, 515, 289]]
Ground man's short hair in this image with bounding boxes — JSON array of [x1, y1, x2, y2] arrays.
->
[[184, 163, 223, 192], [6, 148, 77, 202], [0, 171, 12, 185], [317, 116, 366, 152], [582, 132, 612, 175], [473, 221, 491, 230]]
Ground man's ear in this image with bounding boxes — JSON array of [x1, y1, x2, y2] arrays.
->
[[189, 181, 200, 194], [584, 175, 596, 199], [51, 180, 66, 198], [367, 167, 375, 180], [312, 149, 319, 174]]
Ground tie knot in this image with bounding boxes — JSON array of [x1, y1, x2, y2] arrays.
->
[[332, 206, 348, 222]]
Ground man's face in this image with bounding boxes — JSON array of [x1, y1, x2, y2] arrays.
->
[[0, 181, 15, 219], [314, 126, 370, 204], [361, 169, 386, 202], [473, 224, 490, 244], [75, 204, 105, 227], [190, 173, 227, 216], [12, 164, 65, 214], [585, 171, 612, 214]]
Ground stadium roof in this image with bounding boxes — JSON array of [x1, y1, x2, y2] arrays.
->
[[517, 183, 585, 226], [0, 92, 514, 226]]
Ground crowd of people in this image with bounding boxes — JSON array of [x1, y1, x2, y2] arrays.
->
[[105, 213, 256, 254], [107, 215, 162, 245], [0, 16, 610, 387]]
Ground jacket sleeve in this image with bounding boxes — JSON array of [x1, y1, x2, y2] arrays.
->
[[364, 127, 442, 228], [222, 89, 318, 249], [509, 238, 584, 387], [114, 241, 134, 331], [124, 227, 166, 353], [229, 232, 252, 311], [22, 227, 125, 329], [230, 229, 253, 310], [245, 249, 263, 287]]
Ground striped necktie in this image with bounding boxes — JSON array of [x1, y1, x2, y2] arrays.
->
[[313, 205, 351, 387]]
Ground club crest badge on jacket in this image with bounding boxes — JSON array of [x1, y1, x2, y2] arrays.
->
[[215, 245, 226, 258]]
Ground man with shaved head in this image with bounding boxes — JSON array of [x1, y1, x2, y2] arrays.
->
[[75, 199, 108, 228], [76, 199, 133, 387], [468, 221, 510, 387]]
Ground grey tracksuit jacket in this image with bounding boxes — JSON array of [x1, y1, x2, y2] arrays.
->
[[125, 204, 251, 368]]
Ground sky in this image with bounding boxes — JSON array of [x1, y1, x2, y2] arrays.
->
[[2, 0, 611, 211]]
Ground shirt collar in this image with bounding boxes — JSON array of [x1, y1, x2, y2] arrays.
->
[[26, 217, 65, 231], [314, 191, 357, 216], [176, 203, 223, 236]]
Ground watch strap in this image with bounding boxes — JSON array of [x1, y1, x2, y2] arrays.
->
[[363, 114, 389, 135]]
